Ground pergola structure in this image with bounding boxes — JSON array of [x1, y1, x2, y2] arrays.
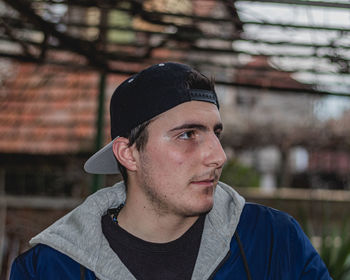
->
[[1, 0, 350, 96], [1, 0, 350, 190]]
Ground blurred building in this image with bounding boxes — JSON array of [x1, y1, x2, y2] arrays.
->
[[218, 55, 350, 190]]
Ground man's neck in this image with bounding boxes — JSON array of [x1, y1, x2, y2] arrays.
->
[[116, 192, 199, 243]]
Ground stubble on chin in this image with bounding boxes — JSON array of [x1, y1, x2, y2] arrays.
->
[[142, 180, 171, 216], [140, 179, 216, 218]]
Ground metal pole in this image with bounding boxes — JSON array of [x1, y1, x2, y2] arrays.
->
[[91, 72, 106, 193], [0, 169, 6, 276], [90, 6, 108, 193]]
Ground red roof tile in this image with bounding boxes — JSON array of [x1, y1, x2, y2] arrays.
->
[[0, 61, 122, 155], [236, 56, 313, 91]]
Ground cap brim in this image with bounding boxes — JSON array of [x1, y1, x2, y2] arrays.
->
[[84, 140, 120, 174]]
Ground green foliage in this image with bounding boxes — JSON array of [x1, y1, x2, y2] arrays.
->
[[220, 158, 260, 188], [320, 222, 350, 280], [107, 10, 135, 43], [302, 215, 350, 280]]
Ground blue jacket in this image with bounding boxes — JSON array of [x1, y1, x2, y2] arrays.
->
[[10, 182, 331, 279]]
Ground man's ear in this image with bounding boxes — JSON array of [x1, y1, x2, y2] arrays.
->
[[112, 137, 137, 171]]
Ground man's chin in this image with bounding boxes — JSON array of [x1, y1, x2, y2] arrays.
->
[[184, 202, 214, 217]]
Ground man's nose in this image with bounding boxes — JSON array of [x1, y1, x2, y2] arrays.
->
[[203, 133, 227, 168]]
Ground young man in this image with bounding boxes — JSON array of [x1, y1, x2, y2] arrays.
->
[[10, 62, 330, 279]]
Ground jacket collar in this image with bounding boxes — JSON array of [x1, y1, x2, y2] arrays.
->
[[30, 181, 244, 280]]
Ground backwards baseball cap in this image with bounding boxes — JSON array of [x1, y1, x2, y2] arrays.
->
[[84, 62, 219, 174]]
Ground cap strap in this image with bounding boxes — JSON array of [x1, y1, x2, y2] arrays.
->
[[189, 89, 218, 107]]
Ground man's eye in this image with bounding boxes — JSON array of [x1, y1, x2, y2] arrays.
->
[[179, 131, 195, 140]]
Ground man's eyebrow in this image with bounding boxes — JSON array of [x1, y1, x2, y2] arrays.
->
[[169, 122, 223, 132]]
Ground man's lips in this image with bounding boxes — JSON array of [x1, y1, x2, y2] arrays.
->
[[191, 178, 215, 185], [190, 170, 220, 186]]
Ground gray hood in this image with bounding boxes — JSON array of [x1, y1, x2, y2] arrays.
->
[[30, 181, 245, 280]]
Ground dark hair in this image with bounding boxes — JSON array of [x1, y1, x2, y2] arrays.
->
[[116, 68, 215, 185], [185, 69, 215, 92]]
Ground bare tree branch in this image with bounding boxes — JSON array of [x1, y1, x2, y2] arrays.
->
[[3, 0, 109, 70]]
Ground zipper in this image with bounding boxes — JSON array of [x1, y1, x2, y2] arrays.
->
[[206, 250, 231, 280]]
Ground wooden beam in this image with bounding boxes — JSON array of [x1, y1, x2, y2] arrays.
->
[[3, 0, 109, 70], [243, 20, 350, 32], [1, 195, 82, 209], [237, 0, 350, 9]]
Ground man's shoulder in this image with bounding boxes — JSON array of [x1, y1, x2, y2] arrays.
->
[[31, 244, 76, 261], [13, 244, 66, 266], [10, 244, 95, 279], [238, 202, 305, 241], [232, 203, 331, 279], [241, 202, 296, 225]]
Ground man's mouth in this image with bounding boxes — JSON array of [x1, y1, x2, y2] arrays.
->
[[190, 170, 220, 186], [190, 177, 216, 186]]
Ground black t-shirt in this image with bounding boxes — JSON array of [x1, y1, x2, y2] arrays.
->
[[101, 211, 205, 280]]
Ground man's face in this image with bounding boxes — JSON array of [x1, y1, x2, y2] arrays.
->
[[133, 101, 227, 217]]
